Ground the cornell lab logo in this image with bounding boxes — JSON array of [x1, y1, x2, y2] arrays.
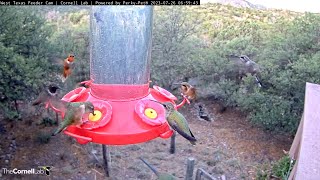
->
[[2, 166, 51, 176], [39, 166, 51, 176]]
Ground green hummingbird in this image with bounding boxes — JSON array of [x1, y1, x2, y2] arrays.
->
[[139, 157, 176, 180], [151, 100, 197, 145], [32, 84, 62, 106], [52, 101, 95, 136]]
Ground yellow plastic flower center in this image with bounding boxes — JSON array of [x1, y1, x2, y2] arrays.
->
[[144, 108, 157, 119], [89, 110, 102, 122]]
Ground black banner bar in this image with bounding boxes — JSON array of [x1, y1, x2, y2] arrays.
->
[[0, 1, 57, 5], [0, 0, 200, 6]]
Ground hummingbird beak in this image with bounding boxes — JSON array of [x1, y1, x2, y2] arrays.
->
[[149, 99, 164, 106], [173, 83, 182, 85], [56, 86, 65, 91]]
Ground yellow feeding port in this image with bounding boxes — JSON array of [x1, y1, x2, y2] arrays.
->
[[89, 110, 102, 122], [144, 108, 157, 119]]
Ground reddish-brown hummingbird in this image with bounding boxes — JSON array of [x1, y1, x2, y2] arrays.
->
[[62, 54, 75, 82], [174, 82, 197, 100]]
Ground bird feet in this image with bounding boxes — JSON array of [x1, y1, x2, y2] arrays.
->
[[80, 80, 93, 87], [181, 93, 190, 104]]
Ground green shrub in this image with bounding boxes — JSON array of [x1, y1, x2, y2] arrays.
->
[[36, 132, 52, 144], [271, 155, 295, 180], [39, 117, 58, 127]]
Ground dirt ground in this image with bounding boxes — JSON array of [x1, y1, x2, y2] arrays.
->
[[0, 100, 293, 180]]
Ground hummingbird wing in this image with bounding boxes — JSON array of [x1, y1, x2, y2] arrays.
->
[[51, 103, 83, 136], [170, 123, 197, 143], [52, 109, 74, 136], [186, 87, 197, 100], [66, 102, 88, 125], [49, 56, 75, 82], [32, 87, 60, 106], [168, 111, 197, 143], [32, 91, 48, 106], [48, 97, 69, 114]]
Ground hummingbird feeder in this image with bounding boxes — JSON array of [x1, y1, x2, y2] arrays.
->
[[58, 6, 189, 145]]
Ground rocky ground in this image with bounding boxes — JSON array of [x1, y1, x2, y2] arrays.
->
[[0, 100, 293, 180]]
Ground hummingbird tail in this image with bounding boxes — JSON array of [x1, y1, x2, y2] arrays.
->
[[58, 74, 67, 83], [171, 124, 197, 143], [51, 130, 59, 136], [52, 126, 65, 136]]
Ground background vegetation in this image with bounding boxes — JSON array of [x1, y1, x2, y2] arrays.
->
[[1, 4, 320, 136]]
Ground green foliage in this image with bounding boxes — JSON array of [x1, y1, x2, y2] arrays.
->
[[150, 5, 320, 135], [36, 132, 51, 144], [256, 170, 268, 180], [271, 155, 295, 180], [0, 7, 90, 120], [151, 6, 203, 88], [255, 155, 295, 180], [0, 7, 53, 119], [39, 117, 58, 127], [47, 9, 90, 90], [1, 4, 319, 135], [243, 13, 320, 134]]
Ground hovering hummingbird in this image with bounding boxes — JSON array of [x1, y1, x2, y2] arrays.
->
[[174, 82, 197, 100], [32, 84, 62, 106], [152, 101, 197, 145], [139, 157, 176, 180], [62, 54, 75, 82], [52, 101, 95, 136]]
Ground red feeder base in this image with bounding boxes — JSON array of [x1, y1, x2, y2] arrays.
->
[[59, 82, 187, 145]]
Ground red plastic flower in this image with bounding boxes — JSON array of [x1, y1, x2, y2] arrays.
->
[[81, 100, 113, 130], [62, 87, 89, 102], [153, 85, 177, 101], [135, 99, 167, 126]]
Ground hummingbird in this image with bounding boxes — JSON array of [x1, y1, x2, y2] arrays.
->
[[32, 84, 62, 106], [62, 54, 75, 82], [152, 100, 197, 145], [139, 157, 176, 180], [239, 55, 263, 88], [52, 101, 95, 136], [174, 82, 197, 100], [93, 12, 104, 23]]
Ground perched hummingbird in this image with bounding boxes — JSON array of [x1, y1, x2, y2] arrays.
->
[[174, 82, 197, 100], [32, 84, 62, 106], [139, 157, 176, 180], [62, 54, 75, 82], [52, 101, 95, 136], [152, 101, 197, 145], [239, 55, 263, 88], [93, 12, 104, 23]]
